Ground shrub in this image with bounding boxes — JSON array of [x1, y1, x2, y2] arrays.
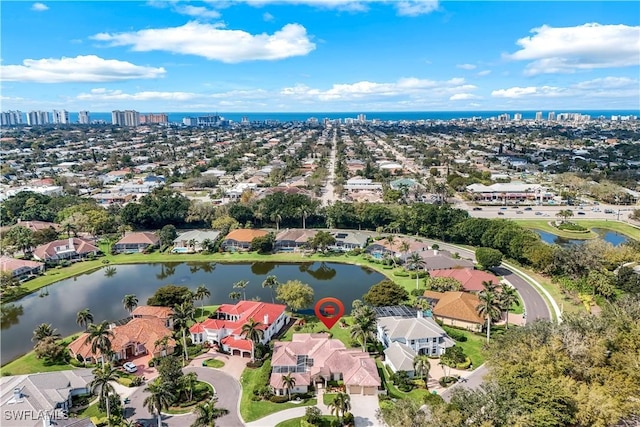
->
[[69, 358, 83, 367], [117, 378, 132, 387], [393, 269, 410, 277], [556, 222, 588, 232], [246, 360, 264, 369], [456, 357, 472, 370], [438, 376, 458, 387], [343, 412, 355, 425], [130, 376, 144, 387], [269, 395, 290, 403], [443, 327, 468, 342], [305, 406, 322, 425], [411, 288, 424, 297]]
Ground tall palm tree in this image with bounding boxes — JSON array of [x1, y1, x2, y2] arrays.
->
[[399, 240, 410, 263], [85, 321, 114, 368], [143, 381, 175, 427], [76, 309, 94, 330], [261, 275, 279, 303], [282, 374, 296, 401], [241, 318, 264, 361], [233, 280, 249, 301], [228, 291, 242, 302], [328, 392, 351, 424], [476, 290, 502, 343], [201, 238, 214, 253], [154, 336, 170, 357], [297, 206, 309, 230], [194, 285, 211, 316], [32, 323, 60, 345], [349, 317, 376, 353], [499, 286, 520, 329], [171, 302, 196, 362], [406, 252, 426, 289], [122, 294, 138, 314], [89, 364, 119, 422], [190, 401, 229, 427], [413, 354, 431, 382], [481, 280, 499, 293], [270, 211, 282, 231]]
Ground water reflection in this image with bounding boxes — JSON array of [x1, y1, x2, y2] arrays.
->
[[251, 262, 276, 276], [534, 229, 631, 247], [1, 304, 24, 329]]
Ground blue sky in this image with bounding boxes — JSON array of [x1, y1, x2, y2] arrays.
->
[[1, 1, 639, 112]]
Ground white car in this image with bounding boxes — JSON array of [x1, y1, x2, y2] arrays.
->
[[123, 362, 138, 373]]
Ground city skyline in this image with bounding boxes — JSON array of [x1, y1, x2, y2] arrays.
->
[[1, 1, 639, 112]]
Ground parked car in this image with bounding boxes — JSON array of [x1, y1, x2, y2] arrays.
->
[[535, 211, 543, 216], [516, 211, 524, 214], [123, 362, 138, 373], [500, 207, 508, 210], [577, 212, 586, 215], [472, 207, 483, 211], [498, 212, 505, 215], [524, 207, 533, 211]]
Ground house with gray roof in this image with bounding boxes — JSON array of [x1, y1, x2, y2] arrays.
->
[[172, 230, 221, 253], [377, 312, 454, 357], [383, 341, 418, 377], [329, 231, 370, 252], [0, 369, 95, 427]]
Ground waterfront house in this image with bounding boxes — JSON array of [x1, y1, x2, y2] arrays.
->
[[274, 229, 317, 252], [112, 232, 159, 254], [376, 311, 454, 357], [32, 238, 99, 263], [221, 229, 268, 251], [172, 230, 221, 253], [0, 256, 44, 279]]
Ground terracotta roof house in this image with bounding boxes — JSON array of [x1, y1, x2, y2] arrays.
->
[[430, 268, 501, 292], [15, 220, 61, 232], [132, 305, 174, 328], [376, 312, 455, 357], [172, 230, 221, 253], [270, 333, 381, 396], [32, 238, 99, 262], [0, 256, 44, 278], [190, 300, 288, 357], [423, 291, 484, 332], [0, 369, 95, 427], [221, 229, 269, 251], [68, 313, 176, 364], [383, 342, 419, 377], [274, 229, 317, 252], [113, 232, 160, 254]]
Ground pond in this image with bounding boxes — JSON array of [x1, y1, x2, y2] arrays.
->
[[534, 229, 631, 247], [0, 261, 384, 364]]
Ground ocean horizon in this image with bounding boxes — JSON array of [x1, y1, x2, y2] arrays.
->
[[50, 110, 640, 124]]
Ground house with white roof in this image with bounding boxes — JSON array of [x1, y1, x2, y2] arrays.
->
[[376, 312, 454, 357]]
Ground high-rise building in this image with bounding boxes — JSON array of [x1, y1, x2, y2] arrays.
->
[[112, 110, 139, 126], [139, 113, 168, 124], [52, 110, 69, 124], [27, 111, 50, 126], [1, 110, 24, 126], [78, 111, 90, 124], [535, 111, 543, 121], [357, 113, 366, 123], [548, 112, 556, 121], [513, 113, 522, 121]]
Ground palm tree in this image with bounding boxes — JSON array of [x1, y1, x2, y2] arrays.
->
[[262, 275, 279, 303], [328, 392, 351, 424], [85, 321, 114, 368], [201, 238, 215, 253], [171, 302, 196, 362], [188, 239, 197, 252], [154, 336, 170, 357], [399, 240, 410, 263], [32, 323, 60, 345], [270, 211, 282, 231], [282, 374, 296, 401], [349, 316, 376, 353], [89, 364, 119, 422], [122, 294, 138, 314], [241, 318, 264, 361], [143, 381, 174, 427], [76, 309, 94, 330], [181, 371, 198, 401], [190, 401, 229, 427], [481, 280, 499, 293], [233, 280, 249, 301], [194, 285, 211, 316], [228, 291, 242, 302], [476, 290, 502, 343], [406, 252, 426, 289], [297, 206, 309, 229], [413, 354, 431, 383], [499, 286, 519, 329]]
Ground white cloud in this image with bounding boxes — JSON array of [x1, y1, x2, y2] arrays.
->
[[0, 55, 166, 83], [92, 22, 316, 63], [77, 88, 199, 101], [477, 70, 491, 76], [263, 12, 275, 21], [281, 77, 476, 101], [491, 77, 639, 99], [507, 23, 640, 75], [395, 1, 439, 16], [450, 93, 480, 101], [31, 2, 48, 11], [173, 5, 221, 18], [456, 64, 476, 70]]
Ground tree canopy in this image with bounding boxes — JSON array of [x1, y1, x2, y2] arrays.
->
[[363, 279, 409, 306]]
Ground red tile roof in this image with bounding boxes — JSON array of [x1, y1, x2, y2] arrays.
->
[[132, 306, 173, 319], [116, 232, 159, 245], [423, 290, 484, 324], [32, 238, 99, 261], [221, 336, 253, 351], [0, 256, 43, 273], [223, 229, 268, 243], [430, 268, 500, 292]]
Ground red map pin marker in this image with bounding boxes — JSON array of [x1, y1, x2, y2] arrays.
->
[[314, 297, 345, 330]]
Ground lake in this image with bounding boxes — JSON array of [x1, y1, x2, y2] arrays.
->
[[0, 262, 384, 364], [535, 228, 631, 247]]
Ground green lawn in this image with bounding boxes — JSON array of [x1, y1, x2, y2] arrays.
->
[[515, 219, 640, 241], [441, 326, 486, 367], [375, 360, 433, 404], [203, 358, 225, 368], [281, 316, 356, 349], [1, 335, 78, 375], [509, 291, 525, 315], [323, 393, 336, 405], [240, 360, 317, 423], [275, 415, 339, 427], [195, 305, 219, 322], [79, 402, 103, 419]]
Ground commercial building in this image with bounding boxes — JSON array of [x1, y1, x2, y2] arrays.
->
[[78, 111, 90, 124]]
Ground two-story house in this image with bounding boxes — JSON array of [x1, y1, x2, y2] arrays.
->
[[376, 311, 454, 357], [189, 301, 288, 357]]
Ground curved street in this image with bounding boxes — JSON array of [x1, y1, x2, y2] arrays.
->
[[123, 366, 242, 427]]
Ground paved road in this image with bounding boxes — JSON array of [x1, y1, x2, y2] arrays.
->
[[320, 128, 338, 206], [123, 367, 242, 427]]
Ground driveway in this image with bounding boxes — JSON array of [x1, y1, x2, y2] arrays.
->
[[122, 366, 242, 427], [350, 394, 383, 427]]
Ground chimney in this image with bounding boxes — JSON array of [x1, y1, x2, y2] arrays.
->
[[13, 387, 21, 401], [69, 237, 74, 248], [417, 310, 423, 319], [264, 314, 269, 325]]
